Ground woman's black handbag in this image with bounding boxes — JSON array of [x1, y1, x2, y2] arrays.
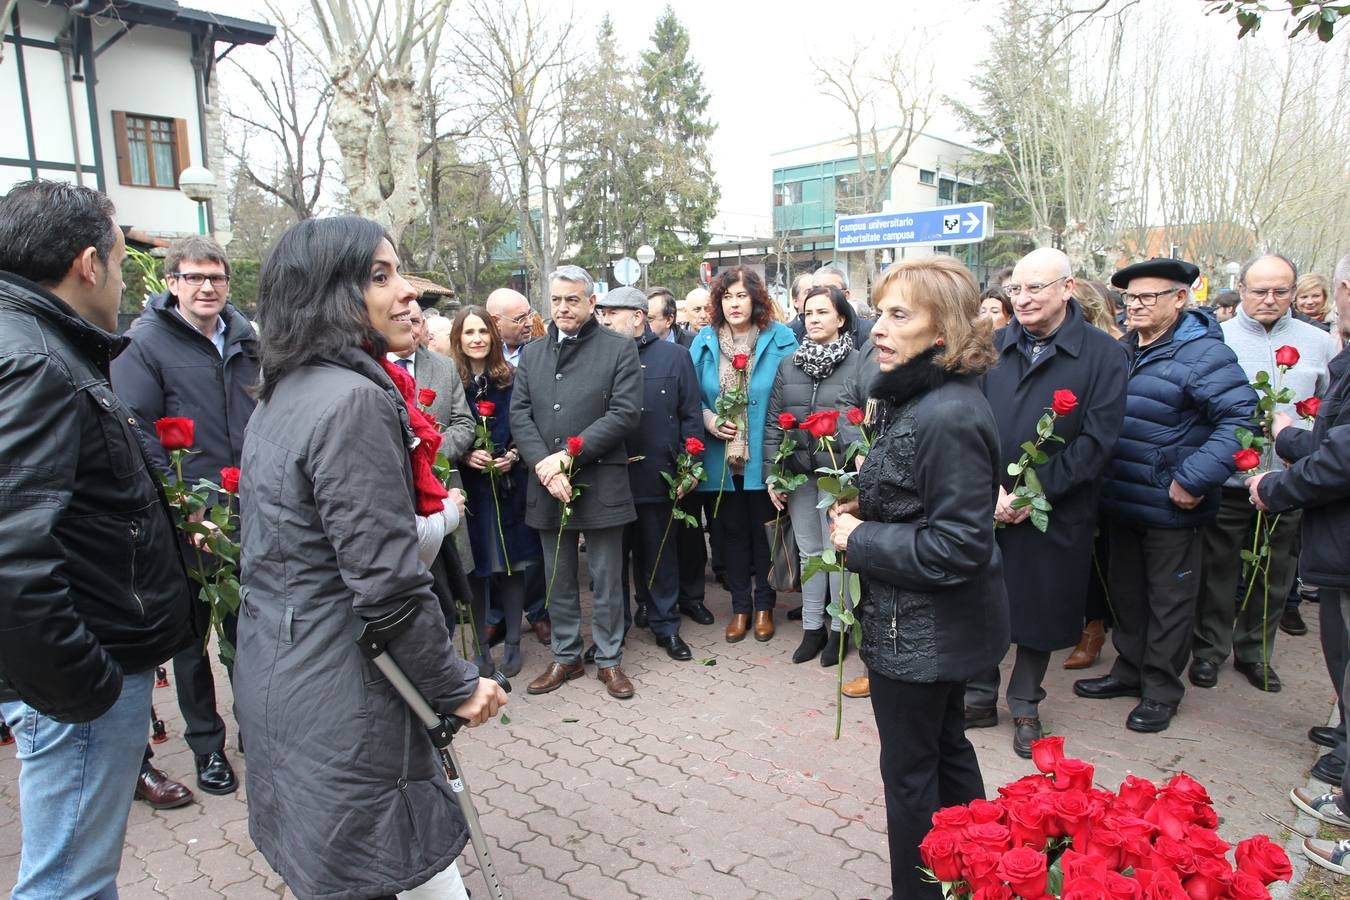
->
[[765, 515, 800, 593]]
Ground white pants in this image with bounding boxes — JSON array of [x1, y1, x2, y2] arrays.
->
[[400, 862, 469, 900]]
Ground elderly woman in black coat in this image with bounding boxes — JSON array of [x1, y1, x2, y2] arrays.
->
[[830, 256, 1010, 900]]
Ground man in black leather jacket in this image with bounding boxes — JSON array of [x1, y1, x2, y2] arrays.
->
[[0, 181, 195, 899]]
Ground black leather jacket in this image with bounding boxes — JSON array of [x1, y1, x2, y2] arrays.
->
[[0, 272, 195, 721]]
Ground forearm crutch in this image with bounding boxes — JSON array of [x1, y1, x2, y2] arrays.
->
[[356, 604, 512, 900]]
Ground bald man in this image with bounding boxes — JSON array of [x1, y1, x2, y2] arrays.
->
[[426, 315, 455, 356], [684, 288, 712, 332], [967, 247, 1128, 756], [486, 288, 534, 367]]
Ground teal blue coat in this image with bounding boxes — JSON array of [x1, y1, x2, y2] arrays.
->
[[689, 322, 799, 491]]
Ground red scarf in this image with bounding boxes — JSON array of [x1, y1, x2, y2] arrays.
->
[[379, 357, 450, 516]]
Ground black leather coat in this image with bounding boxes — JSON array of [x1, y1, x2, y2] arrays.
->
[[0, 272, 195, 721]]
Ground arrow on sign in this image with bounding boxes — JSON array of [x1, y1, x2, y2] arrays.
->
[[964, 212, 980, 233]]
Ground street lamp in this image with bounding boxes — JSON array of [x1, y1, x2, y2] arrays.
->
[[1224, 260, 1241, 290], [178, 166, 216, 236], [636, 244, 655, 290]]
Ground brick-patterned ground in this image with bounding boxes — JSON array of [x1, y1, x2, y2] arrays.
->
[[1, 572, 1337, 898]]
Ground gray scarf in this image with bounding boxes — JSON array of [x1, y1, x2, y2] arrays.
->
[[793, 332, 854, 381]]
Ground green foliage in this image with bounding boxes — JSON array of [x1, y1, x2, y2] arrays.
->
[[228, 259, 260, 314], [1206, 0, 1348, 42]]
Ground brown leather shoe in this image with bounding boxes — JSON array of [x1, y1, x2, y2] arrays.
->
[[725, 613, 750, 643], [597, 665, 635, 699], [1063, 619, 1105, 669], [752, 609, 775, 642], [526, 661, 585, 694], [532, 618, 552, 644], [135, 764, 194, 810], [841, 674, 871, 698]]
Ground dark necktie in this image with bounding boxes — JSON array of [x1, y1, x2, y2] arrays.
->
[[395, 358, 412, 371]]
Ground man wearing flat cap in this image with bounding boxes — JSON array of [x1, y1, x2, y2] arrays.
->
[[1074, 258, 1256, 733], [595, 287, 703, 661]]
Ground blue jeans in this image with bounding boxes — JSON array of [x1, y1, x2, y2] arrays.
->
[[2, 669, 153, 900]]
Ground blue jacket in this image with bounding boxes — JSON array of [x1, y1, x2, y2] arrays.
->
[[689, 322, 798, 491], [1100, 308, 1257, 528]]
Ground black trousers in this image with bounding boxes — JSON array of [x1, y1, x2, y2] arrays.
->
[[172, 609, 237, 756], [1106, 521, 1201, 707], [870, 672, 985, 900], [714, 479, 775, 614], [1322, 588, 1348, 765], [676, 491, 711, 607], [623, 501, 682, 638]]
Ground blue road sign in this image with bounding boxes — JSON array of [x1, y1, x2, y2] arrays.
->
[[835, 202, 992, 251]]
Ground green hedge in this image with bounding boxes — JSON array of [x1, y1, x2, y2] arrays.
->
[[121, 256, 260, 316]]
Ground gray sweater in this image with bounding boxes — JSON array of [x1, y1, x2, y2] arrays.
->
[[1220, 304, 1338, 486]]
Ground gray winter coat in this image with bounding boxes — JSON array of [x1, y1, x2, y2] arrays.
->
[[235, 346, 480, 900], [511, 317, 643, 530], [764, 346, 859, 474]]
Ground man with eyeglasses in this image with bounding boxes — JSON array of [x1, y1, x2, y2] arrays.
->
[[512, 266, 642, 699], [113, 235, 256, 802], [966, 248, 1128, 759], [1074, 258, 1256, 733], [1190, 255, 1337, 700]]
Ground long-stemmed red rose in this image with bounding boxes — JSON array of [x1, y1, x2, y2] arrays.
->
[[545, 436, 585, 607], [647, 437, 708, 588], [1000, 389, 1077, 533], [711, 351, 750, 516], [471, 398, 511, 575]]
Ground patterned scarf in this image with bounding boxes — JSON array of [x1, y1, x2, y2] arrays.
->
[[379, 357, 449, 516], [792, 332, 854, 381], [716, 324, 759, 468]]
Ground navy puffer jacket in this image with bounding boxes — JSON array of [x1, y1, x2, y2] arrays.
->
[[1100, 308, 1257, 529]]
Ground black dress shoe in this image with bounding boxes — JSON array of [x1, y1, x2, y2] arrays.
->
[[1188, 658, 1219, 688], [1280, 606, 1308, 636], [1013, 717, 1042, 759], [965, 706, 998, 729], [1234, 660, 1282, 692], [1311, 753, 1346, 786], [1310, 726, 1340, 749], [1126, 699, 1176, 733], [634, 602, 649, 629], [787, 605, 803, 621], [194, 750, 237, 795], [655, 634, 693, 661], [583, 643, 597, 664], [678, 602, 715, 626], [1073, 675, 1141, 700]]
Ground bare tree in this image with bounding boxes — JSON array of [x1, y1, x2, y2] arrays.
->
[[452, 0, 587, 308], [222, 20, 331, 222], [303, 0, 449, 243], [814, 43, 934, 291]]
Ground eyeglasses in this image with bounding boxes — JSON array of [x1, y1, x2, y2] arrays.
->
[[171, 272, 230, 287], [1241, 286, 1294, 301], [493, 311, 532, 325], [1003, 277, 1065, 298], [1121, 288, 1181, 308]]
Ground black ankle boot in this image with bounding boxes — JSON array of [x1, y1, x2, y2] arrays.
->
[[820, 629, 849, 668], [792, 627, 828, 664]]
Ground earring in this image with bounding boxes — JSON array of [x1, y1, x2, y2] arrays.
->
[[934, 337, 946, 347]]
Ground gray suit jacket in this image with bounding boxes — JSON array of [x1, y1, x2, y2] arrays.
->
[[411, 347, 475, 563]]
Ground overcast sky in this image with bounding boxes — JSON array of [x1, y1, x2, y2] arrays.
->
[[192, 0, 1313, 237]]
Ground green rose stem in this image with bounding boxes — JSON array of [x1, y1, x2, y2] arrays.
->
[[488, 469, 512, 576]]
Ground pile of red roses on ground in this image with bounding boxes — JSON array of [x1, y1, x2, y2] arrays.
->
[[919, 738, 1291, 898]]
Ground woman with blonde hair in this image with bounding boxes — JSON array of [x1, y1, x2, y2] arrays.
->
[[829, 255, 1009, 899], [1295, 273, 1333, 331]]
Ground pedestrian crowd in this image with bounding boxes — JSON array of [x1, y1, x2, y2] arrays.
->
[[2, 178, 1350, 899]]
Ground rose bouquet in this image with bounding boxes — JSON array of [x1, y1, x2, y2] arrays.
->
[[1000, 389, 1077, 533], [920, 738, 1292, 898], [544, 435, 585, 608], [712, 352, 750, 515], [647, 437, 707, 588], [153, 417, 243, 664]]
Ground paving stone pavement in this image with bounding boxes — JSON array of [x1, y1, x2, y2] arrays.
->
[[1, 573, 1337, 899]]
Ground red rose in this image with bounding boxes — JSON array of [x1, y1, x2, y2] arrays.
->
[[1274, 345, 1300, 369], [1182, 855, 1234, 900], [1006, 796, 1053, 850], [219, 467, 241, 494], [799, 409, 840, 440], [566, 435, 585, 457], [1234, 835, 1292, 885], [1051, 789, 1095, 842], [1083, 825, 1126, 871], [998, 773, 1054, 802], [918, 828, 964, 882], [476, 400, 496, 417], [967, 798, 1006, 825], [931, 805, 972, 831], [1060, 848, 1109, 882], [1229, 870, 1271, 899], [777, 412, 798, 430], [1030, 736, 1064, 774], [1113, 776, 1158, 816], [418, 388, 437, 407], [972, 886, 1014, 900], [154, 417, 195, 451], [845, 406, 866, 426], [960, 844, 1002, 891], [1061, 876, 1110, 900], [1051, 388, 1078, 416], [966, 821, 1012, 852], [1151, 834, 1197, 875], [1142, 869, 1188, 900], [1053, 757, 1095, 792], [684, 437, 705, 456], [1233, 448, 1261, 472], [996, 846, 1048, 898], [732, 352, 749, 370], [1295, 396, 1321, 419], [1184, 825, 1231, 859], [1103, 871, 1143, 899], [1161, 772, 1212, 808]]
